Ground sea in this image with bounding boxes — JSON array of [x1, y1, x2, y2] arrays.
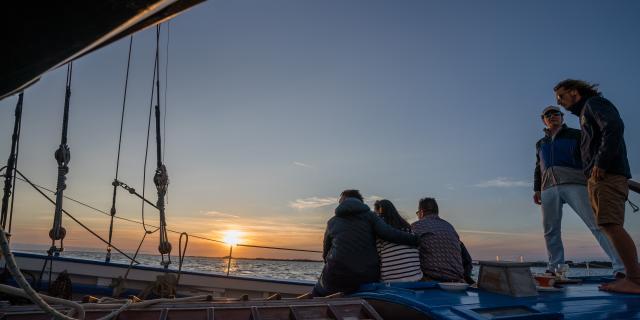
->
[[30, 250, 616, 282]]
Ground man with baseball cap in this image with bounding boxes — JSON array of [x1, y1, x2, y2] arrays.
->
[[534, 105, 622, 275]]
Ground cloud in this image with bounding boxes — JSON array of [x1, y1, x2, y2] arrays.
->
[[365, 195, 383, 202], [293, 161, 314, 169], [202, 211, 240, 218], [289, 197, 336, 209], [474, 177, 532, 188]]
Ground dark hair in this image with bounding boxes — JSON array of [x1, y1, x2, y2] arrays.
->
[[374, 199, 411, 230], [340, 189, 363, 202], [553, 79, 602, 98], [418, 197, 439, 215]]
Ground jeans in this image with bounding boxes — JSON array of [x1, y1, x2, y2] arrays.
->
[[541, 184, 623, 273]]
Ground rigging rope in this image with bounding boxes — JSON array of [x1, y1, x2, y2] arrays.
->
[[106, 36, 134, 263], [141, 31, 159, 235], [13, 175, 322, 253], [15, 169, 140, 264], [177, 232, 188, 284], [1, 92, 23, 232], [50, 63, 73, 255], [151, 24, 172, 267], [7, 92, 22, 235]]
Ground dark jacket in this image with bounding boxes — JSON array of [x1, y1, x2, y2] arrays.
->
[[314, 198, 418, 296], [569, 96, 631, 179], [534, 124, 586, 191]]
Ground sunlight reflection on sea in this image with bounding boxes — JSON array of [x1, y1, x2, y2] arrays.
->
[[49, 251, 615, 281]]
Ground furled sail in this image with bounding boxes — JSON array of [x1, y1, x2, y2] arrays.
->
[[0, 0, 204, 100]]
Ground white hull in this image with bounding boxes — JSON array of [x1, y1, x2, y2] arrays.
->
[[2, 252, 314, 299]]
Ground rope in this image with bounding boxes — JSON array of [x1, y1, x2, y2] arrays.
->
[[12, 175, 322, 254], [177, 232, 188, 284], [7, 92, 22, 235], [1, 228, 137, 319], [106, 36, 134, 263], [237, 243, 322, 253], [14, 169, 140, 264], [163, 21, 170, 164], [0, 225, 85, 320], [50, 63, 74, 251], [151, 24, 172, 266], [113, 228, 158, 297], [141, 31, 159, 235]]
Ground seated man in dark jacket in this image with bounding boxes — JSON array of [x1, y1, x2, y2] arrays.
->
[[312, 190, 419, 296]]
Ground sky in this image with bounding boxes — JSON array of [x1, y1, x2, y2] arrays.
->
[[1, 0, 639, 263]]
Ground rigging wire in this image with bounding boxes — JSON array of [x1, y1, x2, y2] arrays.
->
[[163, 21, 170, 205], [7, 92, 23, 234], [12, 175, 321, 253], [50, 62, 74, 255], [151, 23, 172, 267], [1, 92, 23, 233], [15, 170, 140, 264], [163, 21, 170, 162], [106, 35, 134, 263], [141, 32, 159, 234]]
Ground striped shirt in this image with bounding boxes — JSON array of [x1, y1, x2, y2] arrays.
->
[[376, 229, 423, 282]]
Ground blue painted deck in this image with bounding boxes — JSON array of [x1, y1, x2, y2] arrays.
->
[[352, 278, 640, 319]]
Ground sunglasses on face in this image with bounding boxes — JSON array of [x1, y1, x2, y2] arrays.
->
[[543, 112, 562, 118]]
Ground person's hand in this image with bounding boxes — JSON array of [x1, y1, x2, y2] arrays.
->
[[533, 191, 542, 205], [592, 166, 606, 181]]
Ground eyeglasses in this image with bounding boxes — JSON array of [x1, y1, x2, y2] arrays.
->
[[543, 112, 562, 118]]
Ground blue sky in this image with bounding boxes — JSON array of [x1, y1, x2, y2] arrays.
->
[[1, 0, 639, 261]]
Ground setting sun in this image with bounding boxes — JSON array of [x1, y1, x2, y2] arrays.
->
[[223, 230, 242, 246]]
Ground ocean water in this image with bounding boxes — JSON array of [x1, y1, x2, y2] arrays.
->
[[36, 251, 615, 282]]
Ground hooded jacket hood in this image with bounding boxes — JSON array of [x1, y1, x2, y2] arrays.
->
[[335, 198, 370, 217]]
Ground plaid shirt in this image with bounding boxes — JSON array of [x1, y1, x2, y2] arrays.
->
[[411, 214, 464, 282]]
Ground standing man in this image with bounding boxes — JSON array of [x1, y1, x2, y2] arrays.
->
[[534, 105, 622, 275], [554, 79, 639, 294], [411, 197, 465, 282]]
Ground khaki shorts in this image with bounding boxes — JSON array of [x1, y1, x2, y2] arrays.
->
[[587, 174, 629, 226]]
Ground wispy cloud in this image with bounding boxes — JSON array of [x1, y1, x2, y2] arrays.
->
[[474, 177, 531, 188], [202, 210, 240, 218], [293, 161, 314, 169], [289, 197, 336, 209], [365, 195, 383, 203]]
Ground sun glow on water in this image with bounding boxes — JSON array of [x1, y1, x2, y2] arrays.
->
[[223, 230, 242, 246]]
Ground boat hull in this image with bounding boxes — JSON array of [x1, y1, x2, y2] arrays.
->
[[2, 252, 314, 299]]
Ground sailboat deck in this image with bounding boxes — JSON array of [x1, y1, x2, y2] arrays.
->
[[353, 278, 640, 319]]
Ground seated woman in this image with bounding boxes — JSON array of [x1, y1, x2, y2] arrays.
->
[[374, 199, 423, 282], [312, 190, 418, 297]]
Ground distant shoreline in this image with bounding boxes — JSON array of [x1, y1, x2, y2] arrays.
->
[[21, 249, 613, 267]]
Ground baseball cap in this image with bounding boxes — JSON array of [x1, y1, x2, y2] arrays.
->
[[541, 106, 563, 116]]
